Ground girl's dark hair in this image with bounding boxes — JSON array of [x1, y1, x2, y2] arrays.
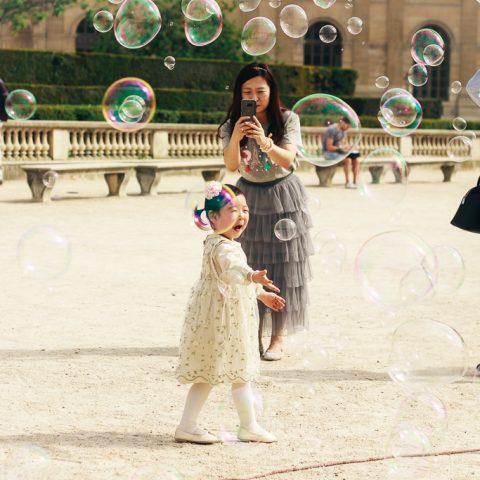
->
[[217, 63, 286, 146], [193, 184, 245, 230]]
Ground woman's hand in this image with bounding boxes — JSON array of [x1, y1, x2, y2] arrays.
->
[[232, 116, 253, 142], [259, 291, 286, 312], [243, 116, 267, 146]]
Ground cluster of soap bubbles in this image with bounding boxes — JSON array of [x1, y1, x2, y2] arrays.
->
[[102, 77, 156, 131], [378, 88, 423, 137], [293, 93, 362, 167], [354, 231, 465, 314]]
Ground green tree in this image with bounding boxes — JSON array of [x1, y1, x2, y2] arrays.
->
[[0, 0, 86, 30]]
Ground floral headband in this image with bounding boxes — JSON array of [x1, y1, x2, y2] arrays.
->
[[204, 181, 223, 200]]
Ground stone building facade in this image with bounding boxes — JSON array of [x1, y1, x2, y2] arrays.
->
[[0, 0, 478, 118]]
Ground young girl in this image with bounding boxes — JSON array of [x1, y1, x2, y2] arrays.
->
[[175, 182, 285, 444], [218, 63, 314, 360]]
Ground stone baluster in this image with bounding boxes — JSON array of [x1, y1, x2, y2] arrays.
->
[[41, 130, 50, 160], [91, 130, 100, 158], [78, 130, 87, 157], [12, 129, 21, 161]]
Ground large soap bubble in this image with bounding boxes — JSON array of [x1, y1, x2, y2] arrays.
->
[[354, 230, 436, 313], [411, 28, 444, 65], [114, 0, 162, 49], [241, 17, 277, 56], [17, 226, 72, 281], [279, 5, 308, 38], [185, 0, 222, 46], [388, 319, 468, 388], [357, 148, 408, 209], [102, 77, 156, 132], [378, 90, 422, 137], [293, 94, 361, 167], [5, 89, 37, 120]]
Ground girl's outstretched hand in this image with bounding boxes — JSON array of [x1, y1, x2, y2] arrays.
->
[[251, 269, 280, 292], [259, 291, 286, 312]]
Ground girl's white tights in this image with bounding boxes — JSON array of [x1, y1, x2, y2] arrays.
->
[[179, 382, 264, 434]]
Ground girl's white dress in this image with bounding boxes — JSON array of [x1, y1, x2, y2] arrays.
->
[[176, 234, 262, 385]]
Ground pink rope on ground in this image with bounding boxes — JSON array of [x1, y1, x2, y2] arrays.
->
[[221, 447, 480, 480]]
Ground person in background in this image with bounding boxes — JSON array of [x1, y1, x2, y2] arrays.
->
[[0, 79, 9, 185]]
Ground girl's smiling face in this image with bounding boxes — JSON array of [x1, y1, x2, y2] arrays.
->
[[209, 194, 249, 240]]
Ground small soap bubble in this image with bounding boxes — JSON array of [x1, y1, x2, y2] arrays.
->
[[347, 17, 363, 35], [239, 0, 261, 12], [375, 76, 390, 89], [42, 170, 59, 188], [313, 0, 336, 8], [93, 10, 114, 32], [345, 0, 353, 8], [447, 136, 471, 161], [164, 55, 176, 70], [118, 95, 146, 123], [452, 117, 467, 131], [109, 0, 124, 3], [241, 17, 277, 56], [450, 81, 462, 94], [407, 64, 428, 87], [274, 218, 297, 241], [423, 44, 444, 66], [268, 0, 282, 7], [5, 89, 37, 120], [319, 25, 337, 43], [279, 4, 309, 38]]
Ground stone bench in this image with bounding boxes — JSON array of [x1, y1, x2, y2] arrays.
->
[[21, 159, 225, 202], [313, 157, 458, 187]]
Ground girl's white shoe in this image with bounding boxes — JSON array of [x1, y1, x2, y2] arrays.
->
[[174, 427, 220, 444], [237, 426, 277, 443]]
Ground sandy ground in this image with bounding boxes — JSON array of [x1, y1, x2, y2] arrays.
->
[[0, 165, 479, 480]]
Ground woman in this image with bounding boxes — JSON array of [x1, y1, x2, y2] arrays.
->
[[218, 63, 314, 360]]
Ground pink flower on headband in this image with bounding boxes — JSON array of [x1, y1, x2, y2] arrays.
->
[[204, 181, 223, 200]]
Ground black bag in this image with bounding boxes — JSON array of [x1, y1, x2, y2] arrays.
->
[[451, 176, 480, 233]]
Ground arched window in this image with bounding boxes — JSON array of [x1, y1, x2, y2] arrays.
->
[[304, 21, 342, 67], [413, 25, 450, 101], [76, 17, 99, 52]]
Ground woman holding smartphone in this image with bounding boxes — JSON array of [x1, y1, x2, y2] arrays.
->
[[218, 62, 314, 361]]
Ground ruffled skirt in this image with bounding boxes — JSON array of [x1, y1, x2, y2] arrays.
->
[[237, 173, 314, 337]]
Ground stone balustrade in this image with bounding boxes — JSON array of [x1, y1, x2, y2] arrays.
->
[[1, 120, 478, 179]]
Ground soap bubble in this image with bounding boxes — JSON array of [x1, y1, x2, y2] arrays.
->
[[452, 117, 467, 131], [411, 28, 444, 65], [319, 25, 337, 43], [427, 245, 465, 296], [423, 44, 444, 66], [313, 230, 346, 276], [93, 10, 114, 32], [313, 0, 336, 8], [114, 0, 162, 49], [269, 0, 282, 7], [347, 17, 363, 35], [375, 75, 390, 89], [357, 148, 408, 209], [164, 55, 176, 70], [388, 319, 468, 387], [378, 90, 423, 137], [17, 226, 72, 281], [239, 0, 261, 12], [42, 170, 59, 188], [279, 5, 308, 38], [241, 17, 277, 56], [293, 93, 362, 167], [450, 81, 462, 94], [354, 230, 436, 313], [102, 77, 155, 132], [407, 64, 428, 87], [5, 89, 37, 120], [274, 218, 297, 241], [182, 0, 216, 20], [447, 136, 471, 161], [345, 0, 353, 8], [185, 0, 222, 46]]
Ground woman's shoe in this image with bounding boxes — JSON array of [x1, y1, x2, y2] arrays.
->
[[174, 427, 220, 444], [262, 349, 283, 361], [238, 427, 277, 443]]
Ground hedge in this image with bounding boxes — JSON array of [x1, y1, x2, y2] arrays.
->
[[1, 49, 357, 97], [34, 105, 477, 129], [14, 83, 443, 119]]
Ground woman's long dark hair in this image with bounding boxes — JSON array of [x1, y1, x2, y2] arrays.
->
[[217, 63, 286, 145]]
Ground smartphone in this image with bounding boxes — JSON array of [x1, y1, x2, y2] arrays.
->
[[241, 99, 256, 118]]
